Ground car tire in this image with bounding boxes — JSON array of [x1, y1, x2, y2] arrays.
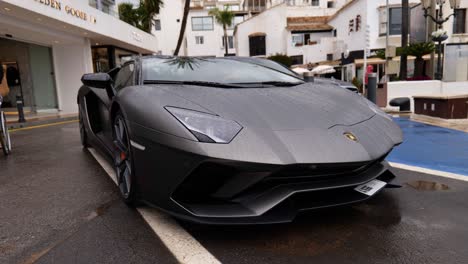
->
[[113, 111, 138, 206], [78, 109, 89, 148]]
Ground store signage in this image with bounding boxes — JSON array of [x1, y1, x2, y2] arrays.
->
[[33, 0, 97, 24]]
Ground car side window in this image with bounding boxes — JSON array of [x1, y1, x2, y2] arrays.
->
[[114, 63, 135, 91]]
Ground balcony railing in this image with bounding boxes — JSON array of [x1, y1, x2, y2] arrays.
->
[[89, 0, 119, 19]]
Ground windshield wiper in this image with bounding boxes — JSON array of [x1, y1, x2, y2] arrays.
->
[[230, 81, 304, 87], [143, 80, 247, 88]]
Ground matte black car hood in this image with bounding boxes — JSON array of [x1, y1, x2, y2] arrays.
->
[[159, 82, 375, 130]]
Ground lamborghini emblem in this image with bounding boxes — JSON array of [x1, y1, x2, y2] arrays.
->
[[344, 132, 358, 142]]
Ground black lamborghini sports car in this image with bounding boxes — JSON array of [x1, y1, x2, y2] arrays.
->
[[78, 56, 403, 224]]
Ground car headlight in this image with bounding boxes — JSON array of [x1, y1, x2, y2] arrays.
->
[[365, 99, 392, 121], [166, 107, 242, 144]]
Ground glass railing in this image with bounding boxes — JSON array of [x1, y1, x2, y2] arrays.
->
[[88, 0, 119, 19]]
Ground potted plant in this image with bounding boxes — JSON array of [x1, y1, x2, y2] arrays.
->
[[405, 42, 435, 78], [431, 29, 448, 42]]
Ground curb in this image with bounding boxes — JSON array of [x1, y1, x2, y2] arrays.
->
[[7, 115, 78, 130]]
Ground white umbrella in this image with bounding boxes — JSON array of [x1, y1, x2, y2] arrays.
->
[[311, 65, 336, 75], [292, 67, 310, 74]]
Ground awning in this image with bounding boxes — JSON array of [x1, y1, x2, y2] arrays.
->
[[286, 16, 333, 32], [249, 32, 267, 37], [355, 54, 442, 65], [286, 24, 334, 32]]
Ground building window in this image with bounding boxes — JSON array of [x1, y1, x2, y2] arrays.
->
[[192, 16, 214, 31], [228, 16, 245, 30], [292, 34, 304, 46], [311, 0, 320, 6], [195, 36, 204, 45], [154, 19, 161, 31], [290, 55, 304, 65], [222, 36, 234, 49], [379, 7, 404, 36], [326, 54, 333, 61], [292, 33, 318, 46], [327, 1, 335, 8], [249, 35, 266, 56], [453, 9, 466, 34]]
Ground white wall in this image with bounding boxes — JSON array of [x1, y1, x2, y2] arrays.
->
[[52, 39, 93, 114], [185, 9, 237, 57], [153, 0, 185, 55], [2, 0, 158, 53], [236, 4, 288, 57], [387, 80, 468, 111]]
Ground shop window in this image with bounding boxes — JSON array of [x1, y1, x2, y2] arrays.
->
[[192, 16, 214, 31], [114, 63, 135, 91], [222, 36, 234, 49], [195, 36, 204, 45], [249, 35, 266, 56], [453, 9, 466, 34]]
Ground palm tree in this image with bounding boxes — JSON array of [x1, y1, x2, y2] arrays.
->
[[399, 0, 409, 80], [138, 0, 164, 33], [118, 3, 139, 28], [209, 7, 235, 56], [405, 42, 435, 77], [118, 0, 163, 34], [174, 0, 190, 56]]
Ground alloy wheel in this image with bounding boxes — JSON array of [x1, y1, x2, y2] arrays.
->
[[114, 115, 132, 199]]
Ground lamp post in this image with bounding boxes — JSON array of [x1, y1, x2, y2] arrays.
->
[[420, 0, 460, 80]]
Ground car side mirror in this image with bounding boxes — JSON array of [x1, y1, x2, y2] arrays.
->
[[81, 73, 112, 89]]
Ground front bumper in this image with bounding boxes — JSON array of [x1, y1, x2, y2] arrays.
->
[[132, 130, 396, 224]]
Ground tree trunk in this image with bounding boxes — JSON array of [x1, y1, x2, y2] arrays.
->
[[174, 0, 190, 56], [223, 25, 228, 57], [414, 57, 424, 77], [399, 0, 409, 80]]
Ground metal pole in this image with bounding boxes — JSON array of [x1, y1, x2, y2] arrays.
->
[[436, 40, 443, 80], [385, 0, 390, 81], [363, 24, 369, 93], [435, 3, 444, 80], [367, 73, 377, 104], [429, 0, 436, 79]]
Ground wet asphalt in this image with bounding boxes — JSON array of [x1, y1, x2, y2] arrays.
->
[[0, 123, 176, 264], [1, 122, 468, 264]]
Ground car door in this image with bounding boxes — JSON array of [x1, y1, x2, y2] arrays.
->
[[94, 62, 136, 151]]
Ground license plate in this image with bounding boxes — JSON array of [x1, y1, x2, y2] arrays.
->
[[354, 179, 386, 196]]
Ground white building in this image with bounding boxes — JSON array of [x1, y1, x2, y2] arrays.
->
[[235, 0, 467, 82], [235, 0, 350, 64], [329, 0, 467, 82], [153, 0, 245, 57], [154, 0, 253, 57], [0, 0, 158, 114]]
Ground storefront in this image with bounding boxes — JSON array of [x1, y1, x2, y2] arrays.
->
[[0, 0, 158, 114], [0, 38, 58, 111]]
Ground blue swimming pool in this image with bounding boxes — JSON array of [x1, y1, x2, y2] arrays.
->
[[387, 117, 468, 176]]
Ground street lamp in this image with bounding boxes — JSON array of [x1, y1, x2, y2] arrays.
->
[[420, 0, 460, 80]]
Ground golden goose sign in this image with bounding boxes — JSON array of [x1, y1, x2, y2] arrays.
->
[[33, 0, 97, 24]]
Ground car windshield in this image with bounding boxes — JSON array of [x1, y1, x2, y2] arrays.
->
[[142, 57, 304, 87]]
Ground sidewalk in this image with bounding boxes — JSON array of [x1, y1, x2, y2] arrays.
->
[[5, 111, 78, 130]]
